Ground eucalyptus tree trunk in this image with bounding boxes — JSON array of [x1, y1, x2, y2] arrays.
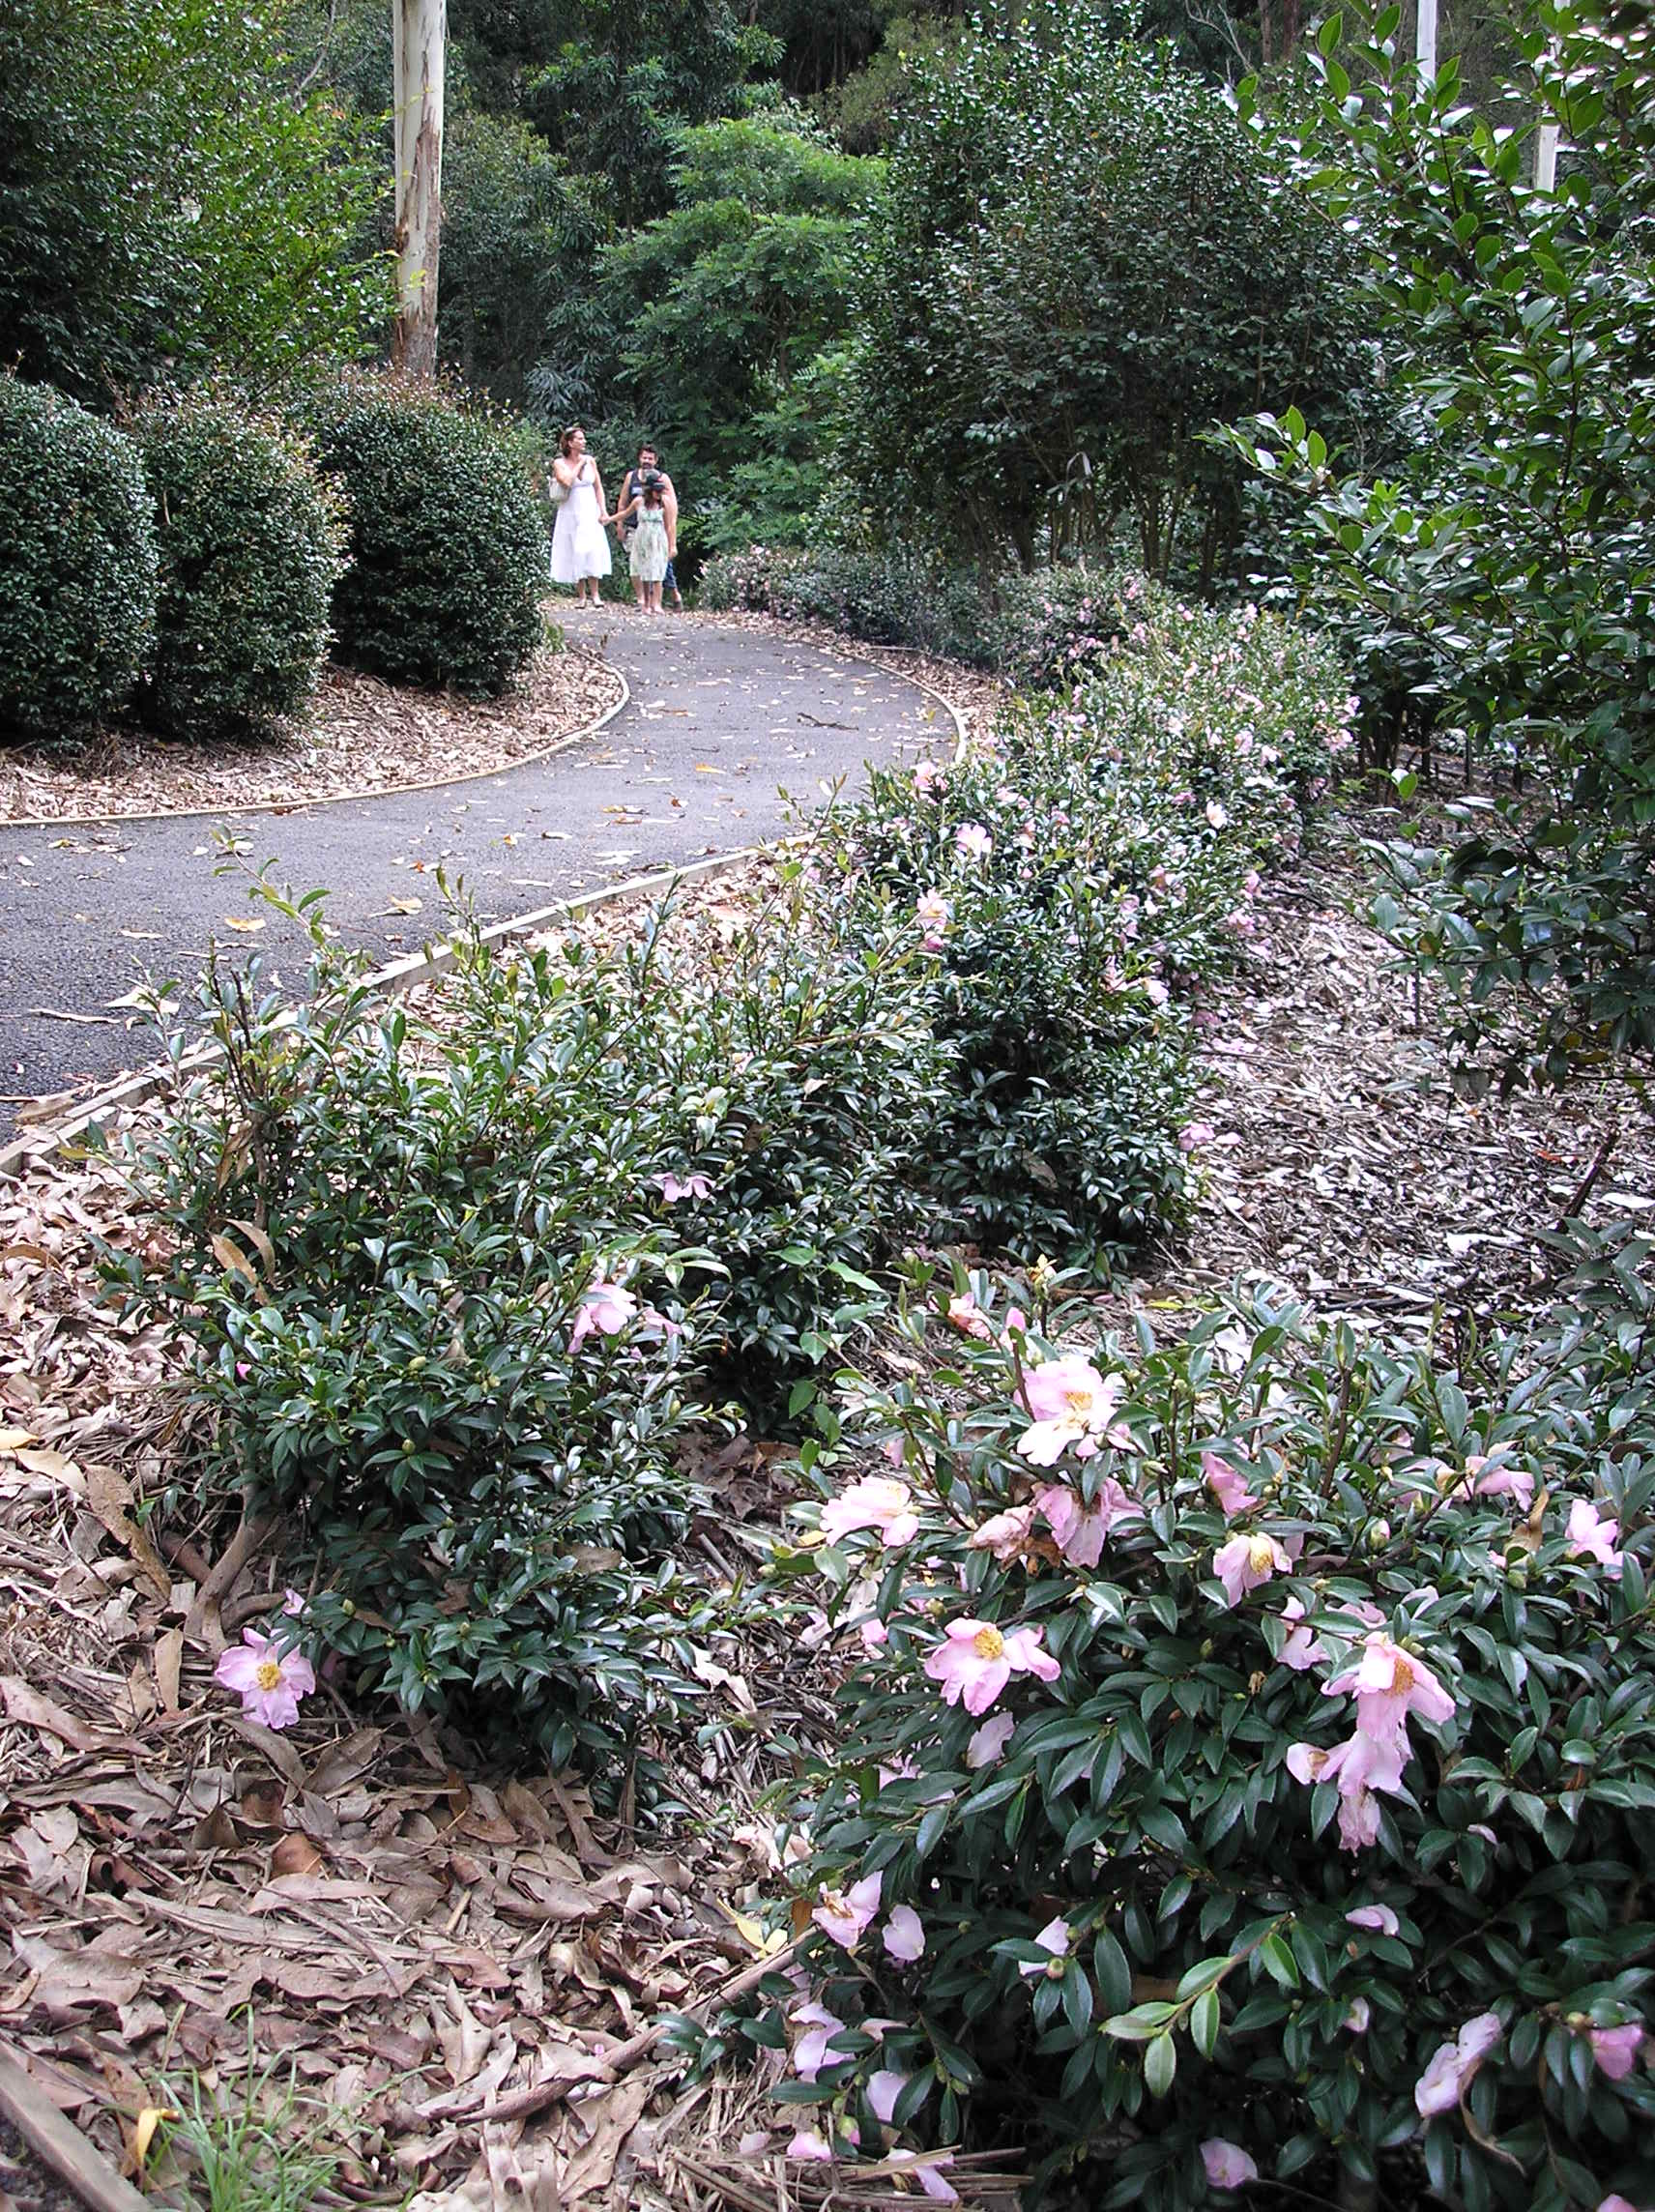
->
[[392, 0, 445, 377], [1415, 0, 1437, 85]]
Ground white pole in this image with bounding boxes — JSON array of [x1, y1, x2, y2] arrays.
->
[[1535, 118, 1559, 191], [392, 0, 446, 377], [1415, 0, 1437, 87]]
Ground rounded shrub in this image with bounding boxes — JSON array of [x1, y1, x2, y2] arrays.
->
[[0, 377, 156, 738], [134, 393, 347, 742], [300, 373, 545, 696]]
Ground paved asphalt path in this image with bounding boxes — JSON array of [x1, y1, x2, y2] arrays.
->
[[0, 610, 944, 1136]]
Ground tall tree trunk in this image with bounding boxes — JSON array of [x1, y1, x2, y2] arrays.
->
[[392, 0, 445, 378]]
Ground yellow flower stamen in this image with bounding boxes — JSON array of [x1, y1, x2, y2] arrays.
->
[[255, 1660, 283, 1692], [973, 1626, 1006, 1661]]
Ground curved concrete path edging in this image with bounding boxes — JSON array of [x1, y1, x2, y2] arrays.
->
[[0, 842, 766, 1179], [3, 652, 631, 833]]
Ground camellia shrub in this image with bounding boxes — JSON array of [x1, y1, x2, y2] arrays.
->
[[764, 1256, 1655, 2209], [0, 376, 156, 737], [102, 869, 946, 1765], [134, 393, 347, 741], [299, 372, 546, 696], [830, 588, 1351, 1265]]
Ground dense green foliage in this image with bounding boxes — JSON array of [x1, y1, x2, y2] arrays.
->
[[1230, 2, 1655, 1089], [769, 1244, 1655, 2208], [848, 4, 1375, 580], [0, 0, 389, 401], [834, 587, 1350, 1259], [0, 378, 157, 739], [301, 375, 547, 696], [135, 394, 347, 741]]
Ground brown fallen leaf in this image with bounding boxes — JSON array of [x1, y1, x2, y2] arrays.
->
[[14, 1936, 145, 2020], [559, 2073, 654, 2208], [84, 1462, 171, 1602], [0, 1677, 107, 1754], [270, 1833, 324, 1879], [153, 1628, 184, 1714]]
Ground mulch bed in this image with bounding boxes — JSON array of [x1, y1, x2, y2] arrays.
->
[[0, 771, 1648, 2209], [0, 650, 622, 828]]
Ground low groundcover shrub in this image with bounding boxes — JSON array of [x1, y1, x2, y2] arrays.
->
[[765, 1259, 1655, 2210]]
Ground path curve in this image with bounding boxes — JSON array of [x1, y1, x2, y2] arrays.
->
[[0, 610, 945, 1132]]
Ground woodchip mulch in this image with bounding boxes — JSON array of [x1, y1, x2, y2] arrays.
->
[[0, 649, 623, 829]]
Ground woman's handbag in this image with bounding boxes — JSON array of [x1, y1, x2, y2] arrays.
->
[[548, 472, 570, 508]]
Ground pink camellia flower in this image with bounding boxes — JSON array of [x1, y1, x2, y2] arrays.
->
[[1460, 1453, 1536, 1513], [1017, 1355, 1133, 1465], [923, 1617, 1059, 1715], [1346, 1904, 1400, 1936], [792, 2000, 852, 2081], [882, 1436, 906, 1469], [1598, 2197, 1643, 2212], [1213, 1530, 1292, 1606], [913, 759, 945, 797], [1201, 2140, 1259, 2190], [1414, 2012, 1502, 2117], [915, 888, 952, 949], [1589, 2024, 1645, 2080], [1035, 1479, 1143, 1568], [947, 1294, 1029, 1339], [1242, 870, 1262, 896], [887, 2151, 959, 2202], [653, 1170, 712, 1203], [859, 1617, 889, 1651], [820, 1475, 919, 1549], [868, 2069, 910, 2123], [954, 822, 993, 862], [967, 1711, 1016, 1768], [970, 1502, 1037, 1563], [1345, 1997, 1372, 2034], [787, 2130, 833, 2163], [214, 1629, 316, 1731], [1178, 1121, 1215, 1152], [813, 1872, 882, 1949], [1278, 1594, 1327, 1673], [1203, 1450, 1260, 1519], [1287, 1727, 1407, 1853], [1567, 1498, 1624, 1578], [883, 1906, 926, 1964], [1205, 799, 1229, 830], [568, 1276, 637, 1350], [1322, 1635, 1456, 1740], [1018, 1916, 1072, 1979], [1143, 976, 1170, 1007]]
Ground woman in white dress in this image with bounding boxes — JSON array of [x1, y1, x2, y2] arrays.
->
[[548, 426, 612, 603]]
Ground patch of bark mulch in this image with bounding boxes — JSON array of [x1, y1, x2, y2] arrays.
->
[[0, 1121, 838, 2211], [1152, 807, 1654, 1325], [0, 648, 623, 828]]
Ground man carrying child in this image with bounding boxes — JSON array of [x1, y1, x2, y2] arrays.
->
[[612, 444, 683, 611]]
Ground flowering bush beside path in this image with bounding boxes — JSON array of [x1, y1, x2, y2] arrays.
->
[[767, 1265, 1655, 2207]]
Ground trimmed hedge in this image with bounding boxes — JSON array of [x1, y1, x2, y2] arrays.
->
[[135, 394, 347, 742], [300, 374, 545, 697], [0, 377, 157, 738]]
